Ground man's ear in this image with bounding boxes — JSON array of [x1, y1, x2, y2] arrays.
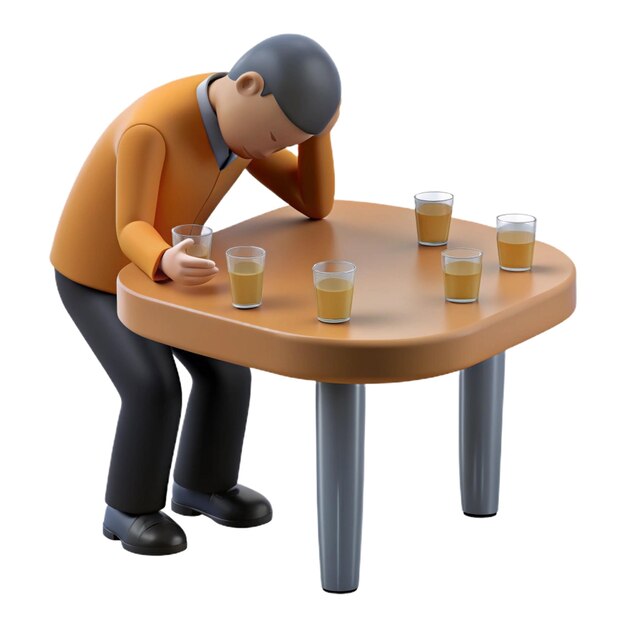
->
[[235, 71, 265, 97]]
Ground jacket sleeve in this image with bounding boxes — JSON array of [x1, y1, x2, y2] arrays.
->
[[115, 124, 171, 280], [246, 132, 335, 219]]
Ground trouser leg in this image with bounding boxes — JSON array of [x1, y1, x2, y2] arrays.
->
[[459, 352, 505, 517], [316, 382, 365, 593], [55, 270, 182, 514], [172, 348, 251, 494]]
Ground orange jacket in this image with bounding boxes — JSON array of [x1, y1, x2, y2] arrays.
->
[[50, 73, 335, 294]]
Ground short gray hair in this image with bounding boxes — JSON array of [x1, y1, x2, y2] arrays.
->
[[228, 34, 341, 135]]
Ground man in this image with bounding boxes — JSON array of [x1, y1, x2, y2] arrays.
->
[[50, 34, 341, 555]]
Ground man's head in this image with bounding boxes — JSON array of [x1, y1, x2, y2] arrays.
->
[[209, 34, 341, 159]]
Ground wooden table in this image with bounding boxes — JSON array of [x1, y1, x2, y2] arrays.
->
[[117, 200, 576, 592]]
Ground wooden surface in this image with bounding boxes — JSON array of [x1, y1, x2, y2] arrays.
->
[[117, 200, 576, 383]]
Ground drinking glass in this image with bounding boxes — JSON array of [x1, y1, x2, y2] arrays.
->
[[414, 191, 454, 246], [226, 246, 266, 309], [312, 260, 356, 323], [172, 224, 213, 259], [441, 248, 483, 303], [497, 214, 536, 271]]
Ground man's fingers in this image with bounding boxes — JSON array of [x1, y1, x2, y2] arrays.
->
[[180, 257, 216, 269], [179, 273, 217, 286], [180, 266, 219, 277], [320, 106, 340, 134], [172, 237, 195, 251]]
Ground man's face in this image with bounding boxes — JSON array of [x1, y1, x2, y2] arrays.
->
[[211, 73, 313, 159]]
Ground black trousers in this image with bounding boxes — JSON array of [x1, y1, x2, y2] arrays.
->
[[55, 270, 251, 515]]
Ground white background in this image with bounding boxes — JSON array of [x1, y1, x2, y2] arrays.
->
[[2, 0, 624, 624]]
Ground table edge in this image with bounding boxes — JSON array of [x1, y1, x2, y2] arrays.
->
[[117, 264, 576, 383]]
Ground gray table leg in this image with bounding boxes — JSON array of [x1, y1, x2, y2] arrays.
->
[[459, 352, 505, 517], [316, 382, 365, 593]]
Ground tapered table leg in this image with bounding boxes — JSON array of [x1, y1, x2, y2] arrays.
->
[[316, 382, 365, 593], [459, 352, 505, 517]]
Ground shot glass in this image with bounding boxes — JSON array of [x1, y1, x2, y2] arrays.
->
[[312, 260, 356, 323], [225, 246, 266, 309], [497, 214, 536, 272], [442, 248, 483, 303], [414, 191, 454, 246], [172, 224, 213, 259]]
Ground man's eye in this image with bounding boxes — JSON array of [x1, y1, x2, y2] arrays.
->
[[270, 131, 277, 142]]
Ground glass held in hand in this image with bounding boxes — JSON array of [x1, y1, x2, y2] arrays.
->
[[172, 224, 213, 259]]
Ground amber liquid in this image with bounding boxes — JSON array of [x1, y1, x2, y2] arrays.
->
[[444, 261, 482, 302], [229, 261, 264, 308], [185, 243, 211, 259], [416, 202, 452, 245], [316, 277, 354, 322], [497, 230, 535, 270]]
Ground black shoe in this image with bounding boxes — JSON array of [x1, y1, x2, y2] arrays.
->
[[103, 506, 187, 555], [171, 482, 272, 528]]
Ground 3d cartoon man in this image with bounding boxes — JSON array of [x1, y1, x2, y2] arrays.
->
[[50, 34, 341, 555]]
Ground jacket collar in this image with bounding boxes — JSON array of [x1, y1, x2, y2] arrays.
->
[[196, 73, 237, 170]]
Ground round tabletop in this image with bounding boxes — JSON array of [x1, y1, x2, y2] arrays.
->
[[117, 200, 576, 383]]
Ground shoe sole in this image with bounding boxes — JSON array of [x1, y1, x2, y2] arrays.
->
[[171, 500, 272, 528], [103, 525, 187, 556]]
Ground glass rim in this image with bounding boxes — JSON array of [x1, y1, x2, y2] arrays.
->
[[414, 191, 454, 203], [225, 245, 266, 259], [172, 224, 213, 235], [496, 213, 536, 224], [312, 259, 357, 274], [442, 247, 483, 260]]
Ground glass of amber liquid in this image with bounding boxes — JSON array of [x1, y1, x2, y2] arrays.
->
[[312, 260, 356, 323], [497, 214, 536, 271], [442, 248, 483, 303], [414, 191, 454, 246], [226, 246, 266, 309], [172, 224, 213, 259]]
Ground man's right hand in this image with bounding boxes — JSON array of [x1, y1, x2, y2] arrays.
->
[[160, 238, 219, 286]]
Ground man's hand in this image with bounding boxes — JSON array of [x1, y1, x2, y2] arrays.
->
[[160, 238, 219, 286], [319, 106, 340, 135]]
